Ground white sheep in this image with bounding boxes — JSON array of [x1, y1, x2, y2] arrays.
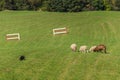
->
[[79, 45, 88, 53], [89, 46, 96, 52], [70, 43, 77, 52]]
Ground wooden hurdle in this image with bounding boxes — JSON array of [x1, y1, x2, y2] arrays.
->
[[53, 27, 68, 35], [6, 33, 20, 40]]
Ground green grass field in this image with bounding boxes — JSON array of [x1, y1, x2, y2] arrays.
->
[[0, 11, 120, 80]]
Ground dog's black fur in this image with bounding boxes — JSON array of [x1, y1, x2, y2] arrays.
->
[[19, 55, 25, 61]]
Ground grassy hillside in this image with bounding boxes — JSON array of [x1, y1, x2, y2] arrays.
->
[[0, 11, 120, 80]]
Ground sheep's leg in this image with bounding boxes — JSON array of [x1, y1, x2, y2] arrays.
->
[[86, 50, 89, 53]]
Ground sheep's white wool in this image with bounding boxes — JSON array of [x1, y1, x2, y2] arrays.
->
[[89, 46, 96, 52], [79, 45, 88, 53], [70, 43, 77, 52]]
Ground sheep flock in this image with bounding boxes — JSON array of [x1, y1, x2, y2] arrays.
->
[[70, 43, 107, 53]]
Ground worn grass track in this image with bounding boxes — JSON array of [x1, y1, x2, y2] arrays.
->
[[0, 11, 120, 80]]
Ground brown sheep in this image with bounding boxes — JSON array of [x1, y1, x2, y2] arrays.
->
[[93, 44, 107, 53]]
